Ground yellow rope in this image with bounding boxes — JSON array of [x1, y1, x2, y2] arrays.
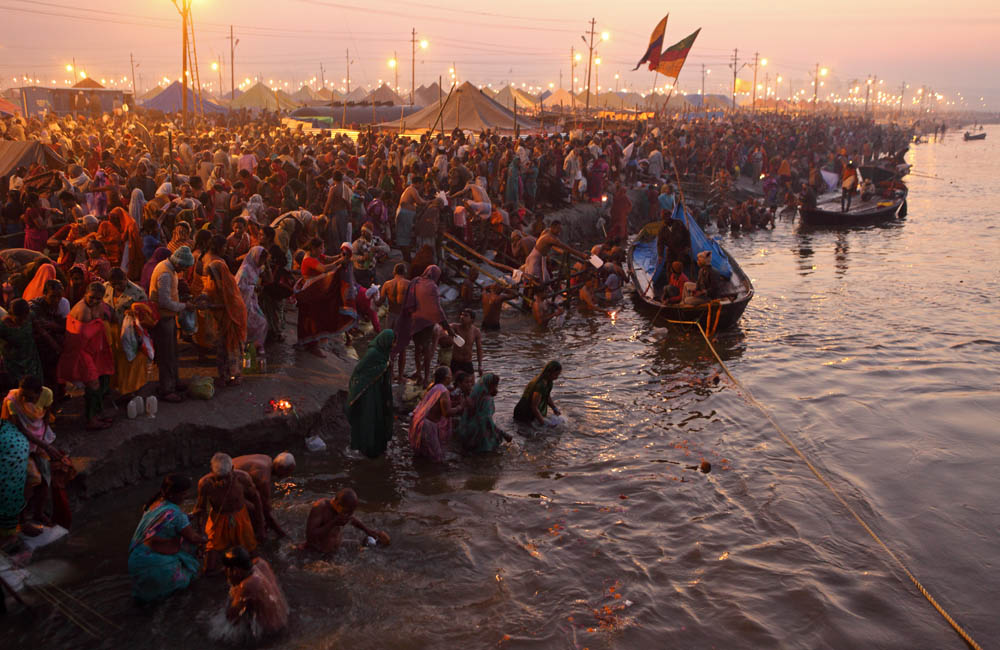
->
[[659, 317, 983, 650]]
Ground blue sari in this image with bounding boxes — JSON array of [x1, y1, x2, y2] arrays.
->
[[127, 500, 200, 603]]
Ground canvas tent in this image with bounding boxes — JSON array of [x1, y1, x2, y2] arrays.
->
[[540, 88, 575, 109], [377, 81, 538, 133], [0, 141, 66, 177], [340, 87, 368, 103], [0, 97, 20, 117], [72, 78, 104, 89], [291, 86, 323, 104], [364, 84, 405, 105], [138, 85, 165, 103], [492, 85, 538, 111], [229, 82, 299, 112], [413, 83, 442, 106], [141, 81, 226, 113]]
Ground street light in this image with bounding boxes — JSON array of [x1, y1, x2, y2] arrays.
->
[[601, 31, 609, 41], [389, 54, 398, 93]]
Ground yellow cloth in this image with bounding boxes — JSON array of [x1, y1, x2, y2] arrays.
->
[[109, 322, 149, 395]]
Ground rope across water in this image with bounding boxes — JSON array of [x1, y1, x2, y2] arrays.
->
[[662, 317, 982, 650]]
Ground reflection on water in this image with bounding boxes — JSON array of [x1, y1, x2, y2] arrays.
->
[[4, 128, 1000, 649]]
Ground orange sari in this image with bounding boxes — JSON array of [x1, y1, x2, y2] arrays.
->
[[110, 207, 145, 281], [22, 263, 57, 302], [96, 221, 122, 267], [206, 260, 247, 357]]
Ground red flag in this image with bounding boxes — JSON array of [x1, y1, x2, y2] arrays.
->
[[654, 28, 701, 79]]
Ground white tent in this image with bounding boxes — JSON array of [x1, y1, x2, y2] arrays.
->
[[540, 88, 576, 109], [364, 83, 405, 105], [291, 85, 323, 104]]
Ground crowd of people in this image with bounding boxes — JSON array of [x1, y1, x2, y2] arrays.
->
[[0, 104, 917, 631]]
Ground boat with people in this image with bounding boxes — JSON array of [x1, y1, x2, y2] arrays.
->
[[627, 206, 754, 332], [799, 192, 907, 227], [963, 131, 987, 141]]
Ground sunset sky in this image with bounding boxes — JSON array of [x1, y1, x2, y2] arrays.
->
[[1, 0, 996, 108]]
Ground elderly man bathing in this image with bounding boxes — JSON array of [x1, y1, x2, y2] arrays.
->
[[194, 452, 264, 574], [232, 452, 295, 539]]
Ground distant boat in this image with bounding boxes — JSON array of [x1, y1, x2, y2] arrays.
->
[[799, 193, 906, 227], [964, 131, 987, 141]]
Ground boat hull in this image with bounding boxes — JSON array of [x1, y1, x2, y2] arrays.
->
[[799, 197, 905, 227], [627, 228, 753, 331]]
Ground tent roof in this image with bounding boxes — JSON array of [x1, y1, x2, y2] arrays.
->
[[229, 82, 299, 111], [364, 84, 405, 105], [377, 81, 538, 133], [291, 85, 322, 103], [413, 82, 442, 106], [341, 87, 368, 103], [138, 85, 166, 102], [540, 88, 575, 108], [73, 78, 104, 89], [492, 85, 538, 110], [0, 141, 66, 177], [140, 81, 226, 113], [0, 97, 20, 117]]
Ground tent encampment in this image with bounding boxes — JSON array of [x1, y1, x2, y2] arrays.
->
[[72, 78, 104, 89], [141, 81, 226, 113], [0, 141, 66, 177], [229, 82, 299, 112], [377, 81, 538, 133]]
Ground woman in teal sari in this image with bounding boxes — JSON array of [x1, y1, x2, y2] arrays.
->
[[512, 361, 562, 425], [458, 373, 511, 453], [128, 474, 206, 603], [0, 420, 29, 545], [347, 330, 395, 458]]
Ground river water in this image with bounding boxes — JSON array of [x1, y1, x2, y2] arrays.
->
[[6, 126, 998, 649]]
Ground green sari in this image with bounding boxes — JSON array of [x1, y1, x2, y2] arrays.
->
[[513, 360, 561, 424], [347, 330, 395, 458], [458, 373, 504, 453]]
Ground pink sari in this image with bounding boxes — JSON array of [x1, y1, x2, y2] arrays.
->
[[408, 383, 451, 462]]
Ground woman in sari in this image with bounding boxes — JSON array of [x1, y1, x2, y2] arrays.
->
[[205, 260, 247, 385], [2, 375, 71, 529], [0, 419, 29, 545], [104, 268, 150, 397], [21, 263, 57, 302], [96, 220, 122, 268], [128, 188, 146, 229], [21, 194, 52, 252], [0, 299, 43, 387], [512, 360, 563, 426], [235, 246, 269, 353], [166, 222, 194, 254], [392, 265, 455, 388], [295, 238, 356, 358], [110, 206, 145, 281], [409, 366, 462, 462], [457, 373, 511, 453], [347, 330, 395, 458], [128, 474, 206, 604]]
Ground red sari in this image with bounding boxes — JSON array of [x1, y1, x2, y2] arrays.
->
[[57, 315, 114, 384], [294, 256, 356, 345]]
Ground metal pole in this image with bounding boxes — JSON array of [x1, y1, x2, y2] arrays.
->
[[411, 27, 416, 105], [130, 52, 137, 97], [731, 48, 739, 110], [181, 1, 188, 126], [230, 25, 235, 100], [751, 52, 758, 112], [584, 18, 596, 112]]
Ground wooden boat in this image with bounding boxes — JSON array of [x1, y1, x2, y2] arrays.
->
[[627, 222, 754, 332], [964, 131, 987, 141], [799, 193, 906, 226]]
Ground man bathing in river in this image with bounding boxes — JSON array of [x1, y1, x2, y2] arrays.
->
[[303, 488, 390, 555], [222, 546, 288, 638], [450, 309, 483, 378], [520, 221, 588, 284], [482, 283, 516, 331], [232, 453, 296, 539], [194, 452, 264, 574]]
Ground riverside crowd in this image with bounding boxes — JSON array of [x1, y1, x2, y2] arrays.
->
[[0, 105, 914, 632]]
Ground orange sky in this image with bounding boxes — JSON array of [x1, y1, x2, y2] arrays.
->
[[1, 0, 996, 108]]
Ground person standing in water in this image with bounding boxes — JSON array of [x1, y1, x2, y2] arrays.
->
[[222, 546, 289, 638], [303, 488, 390, 554], [513, 361, 563, 426]]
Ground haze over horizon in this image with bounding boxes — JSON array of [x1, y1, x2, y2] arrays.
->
[[1, 0, 996, 109]]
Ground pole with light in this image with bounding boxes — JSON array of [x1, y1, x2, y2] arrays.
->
[[388, 54, 398, 97], [813, 64, 828, 109], [752, 55, 766, 111]]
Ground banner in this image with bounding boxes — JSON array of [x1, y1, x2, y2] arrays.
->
[[633, 14, 669, 71], [654, 28, 701, 79]]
